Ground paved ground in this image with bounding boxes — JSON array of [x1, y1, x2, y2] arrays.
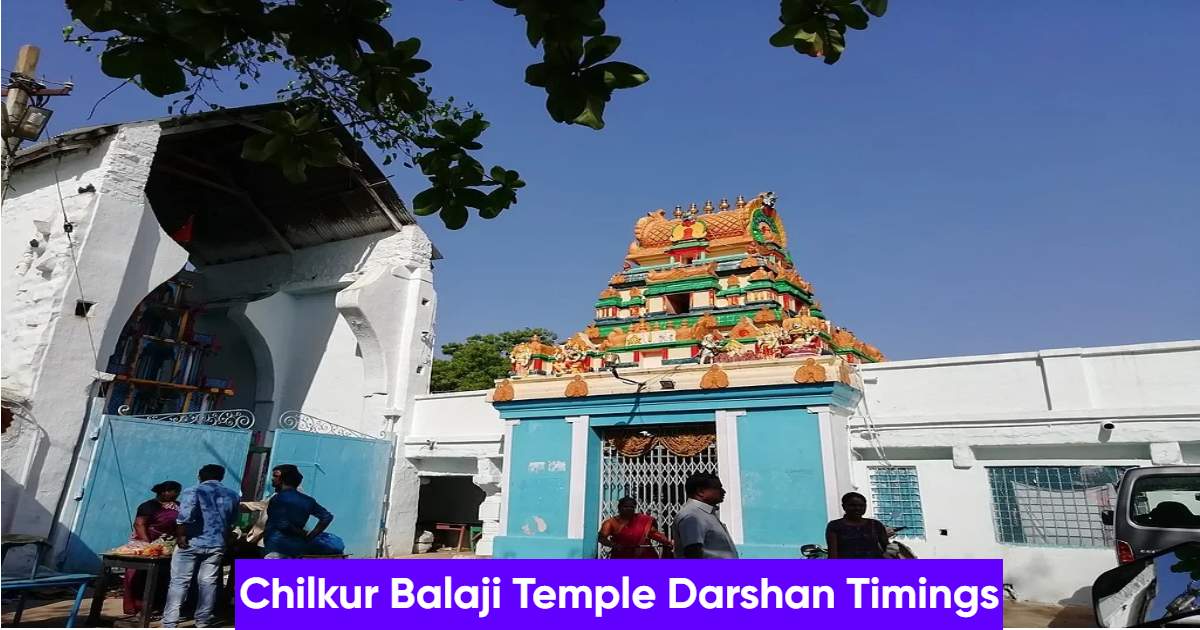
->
[[1004, 600, 1096, 628], [1, 552, 478, 627], [1, 585, 233, 627], [7, 571, 1092, 628]]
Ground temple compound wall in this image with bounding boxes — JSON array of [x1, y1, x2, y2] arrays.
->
[[409, 339, 1200, 604]]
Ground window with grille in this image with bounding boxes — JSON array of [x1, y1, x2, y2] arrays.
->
[[869, 466, 925, 538], [987, 466, 1127, 547]]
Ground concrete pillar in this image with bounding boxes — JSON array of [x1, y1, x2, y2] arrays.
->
[[565, 415, 589, 539], [810, 405, 855, 522], [498, 420, 519, 537], [384, 462, 422, 557], [1037, 348, 1093, 410], [714, 410, 745, 544], [328, 226, 435, 555], [473, 456, 503, 556]]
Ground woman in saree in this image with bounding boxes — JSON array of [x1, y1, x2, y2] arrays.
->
[[598, 497, 674, 559], [123, 480, 181, 616]]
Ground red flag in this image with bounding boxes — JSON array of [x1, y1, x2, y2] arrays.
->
[[171, 215, 194, 243]]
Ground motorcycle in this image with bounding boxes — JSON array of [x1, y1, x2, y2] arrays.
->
[[1091, 541, 1200, 627], [800, 525, 917, 559], [886, 526, 918, 559]]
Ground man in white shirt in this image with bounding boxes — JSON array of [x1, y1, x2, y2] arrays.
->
[[674, 472, 739, 559]]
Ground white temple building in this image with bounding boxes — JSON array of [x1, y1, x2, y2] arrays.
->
[[1, 107, 1197, 607]]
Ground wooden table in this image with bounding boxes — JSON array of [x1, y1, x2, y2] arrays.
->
[[435, 523, 469, 551], [86, 553, 171, 628]]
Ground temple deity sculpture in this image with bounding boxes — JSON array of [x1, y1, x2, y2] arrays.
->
[[699, 332, 725, 365], [510, 342, 533, 376]]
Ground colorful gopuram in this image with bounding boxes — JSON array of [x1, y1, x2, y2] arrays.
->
[[500, 192, 882, 397]]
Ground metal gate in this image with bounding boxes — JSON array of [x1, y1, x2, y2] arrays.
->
[[266, 412, 393, 558], [62, 411, 254, 572], [596, 424, 718, 554]]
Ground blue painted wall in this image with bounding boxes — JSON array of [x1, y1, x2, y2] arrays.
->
[[266, 429, 392, 559], [492, 383, 860, 559], [736, 408, 827, 557], [63, 416, 251, 572], [492, 418, 576, 557]]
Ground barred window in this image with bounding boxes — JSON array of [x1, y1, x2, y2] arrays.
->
[[869, 466, 925, 538], [987, 466, 1126, 547]]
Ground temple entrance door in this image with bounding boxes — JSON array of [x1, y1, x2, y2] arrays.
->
[[267, 413, 394, 559], [596, 423, 718, 557]]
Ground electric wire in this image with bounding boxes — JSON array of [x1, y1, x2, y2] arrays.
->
[[51, 156, 101, 365]]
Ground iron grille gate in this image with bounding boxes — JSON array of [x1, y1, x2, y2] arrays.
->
[[597, 424, 718, 557]]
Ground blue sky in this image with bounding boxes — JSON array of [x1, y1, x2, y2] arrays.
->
[[5, 2, 1198, 360]]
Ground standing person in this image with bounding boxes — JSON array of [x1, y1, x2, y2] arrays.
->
[[163, 464, 240, 628], [123, 481, 181, 616], [263, 464, 335, 558], [598, 497, 674, 559], [825, 491, 890, 559], [674, 472, 739, 559]]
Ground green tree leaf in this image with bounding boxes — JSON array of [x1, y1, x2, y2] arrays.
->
[[592, 61, 648, 89], [582, 34, 621, 66], [769, 25, 803, 48], [832, 4, 869, 30], [240, 133, 274, 162], [100, 43, 146, 79], [440, 201, 469, 229], [411, 187, 445, 215], [140, 52, 188, 96], [546, 81, 588, 123], [863, 0, 889, 18], [573, 94, 606, 129], [167, 12, 228, 60]]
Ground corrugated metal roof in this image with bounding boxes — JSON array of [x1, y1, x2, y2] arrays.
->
[[12, 102, 441, 262]]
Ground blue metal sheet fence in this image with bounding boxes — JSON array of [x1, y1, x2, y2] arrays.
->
[[62, 415, 252, 573], [266, 424, 393, 558]]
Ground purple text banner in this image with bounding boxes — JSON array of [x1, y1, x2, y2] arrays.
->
[[235, 559, 1003, 628]]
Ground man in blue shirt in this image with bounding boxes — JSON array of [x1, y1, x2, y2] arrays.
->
[[264, 464, 334, 558], [163, 464, 240, 628]]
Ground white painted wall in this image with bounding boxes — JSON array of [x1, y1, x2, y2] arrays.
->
[[409, 390, 503, 439], [201, 226, 437, 438], [848, 340, 1200, 605], [237, 291, 342, 431], [1, 124, 190, 543], [858, 341, 1200, 421], [300, 312, 369, 429], [853, 457, 1137, 606], [858, 353, 1049, 417], [2, 139, 110, 402]]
